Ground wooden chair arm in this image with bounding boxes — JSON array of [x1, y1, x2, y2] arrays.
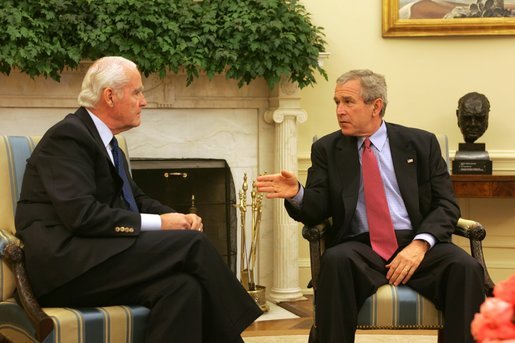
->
[[3, 242, 53, 342], [302, 220, 330, 291], [453, 218, 495, 295], [454, 218, 486, 240], [302, 220, 329, 242]]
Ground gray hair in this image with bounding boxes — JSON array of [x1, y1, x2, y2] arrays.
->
[[78, 56, 138, 108], [336, 69, 388, 116]]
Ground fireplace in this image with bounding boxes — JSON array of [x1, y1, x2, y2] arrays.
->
[[131, 158, 237, 274]]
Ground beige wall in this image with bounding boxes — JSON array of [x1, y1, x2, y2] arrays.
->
[[296, 0, 515, 292]]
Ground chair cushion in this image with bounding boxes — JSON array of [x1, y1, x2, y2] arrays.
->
[[0, 299, 150, 343], [357, 284, 444, 329], [43, 306, 150, 342]]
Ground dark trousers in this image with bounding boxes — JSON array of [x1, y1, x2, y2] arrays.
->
[[38, 230, 262, 343], [316, 232, 485, 343]]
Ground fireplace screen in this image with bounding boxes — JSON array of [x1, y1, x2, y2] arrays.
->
[[131, 158, 237, 274]]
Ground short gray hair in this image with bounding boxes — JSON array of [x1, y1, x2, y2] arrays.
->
[[78, 56, 138, 108], [336, 69, 388, 116]]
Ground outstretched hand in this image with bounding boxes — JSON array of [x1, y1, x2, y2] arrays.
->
[[256, 170, 299, 199]]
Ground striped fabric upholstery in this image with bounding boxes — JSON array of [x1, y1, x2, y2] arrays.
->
[[0, 136, 39, 302], [0, 135, 149, 343], [357, 284, 443, 329], [44, 306, 149, 343]]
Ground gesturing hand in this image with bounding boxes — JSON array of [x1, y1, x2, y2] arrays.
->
[[256, 170, 299, 199]]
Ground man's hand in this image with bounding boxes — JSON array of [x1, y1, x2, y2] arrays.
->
[[160, 213, 203, 231], [385, 240, 429, 286], [256, 170, 299, 199]]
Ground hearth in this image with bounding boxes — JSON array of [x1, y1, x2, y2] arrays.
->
[[131, 158, 237, 274]]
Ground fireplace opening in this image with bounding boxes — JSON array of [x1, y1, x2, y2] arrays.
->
[[131, 158, 237, 274]]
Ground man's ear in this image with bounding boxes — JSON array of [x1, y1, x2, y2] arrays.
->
[[372, 98, 383, 116], [103, 88, 115, 107]]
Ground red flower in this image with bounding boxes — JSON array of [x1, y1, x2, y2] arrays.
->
[[495, 275, 515, 306], [472, 275, 515, 342]]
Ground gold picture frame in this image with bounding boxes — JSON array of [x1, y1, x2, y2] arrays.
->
[[383, 0, 515, 37]]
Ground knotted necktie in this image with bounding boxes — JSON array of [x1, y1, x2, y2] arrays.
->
[[111, 137, 138, 212], [362, 138, 398, 260]]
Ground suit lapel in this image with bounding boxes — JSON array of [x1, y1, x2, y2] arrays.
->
[[74, 107, 121, 182], [335, 135, 360, 230], [387, 124, 419, 221]]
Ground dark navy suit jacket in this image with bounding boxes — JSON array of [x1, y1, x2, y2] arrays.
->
[[285, 122, 460, 249], [16, 107, 172, 297]]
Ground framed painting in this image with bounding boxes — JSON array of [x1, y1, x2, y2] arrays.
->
[[382, 0, 515, 37]]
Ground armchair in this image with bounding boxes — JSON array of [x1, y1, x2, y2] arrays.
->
[[0, 136, 150, 343], [301, 134, 495, 342]]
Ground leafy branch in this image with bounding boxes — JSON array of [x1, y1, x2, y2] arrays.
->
[[0, 0, 327, 88]]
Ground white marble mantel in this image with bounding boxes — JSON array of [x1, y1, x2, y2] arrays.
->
[[0, 65, 306, 302]]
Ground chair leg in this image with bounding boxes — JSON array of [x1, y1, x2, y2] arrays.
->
[[437, 328, 445, 343]]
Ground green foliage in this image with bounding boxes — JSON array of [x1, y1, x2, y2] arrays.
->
[[0, 0, 327, 88]]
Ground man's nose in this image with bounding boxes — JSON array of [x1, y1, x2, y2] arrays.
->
[[337, 103, 346, 115]]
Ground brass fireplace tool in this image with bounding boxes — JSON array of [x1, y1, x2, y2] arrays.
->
[[237, 173, 268, 312]]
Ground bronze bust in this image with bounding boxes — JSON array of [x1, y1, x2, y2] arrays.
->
[[456, 92, 490, 144]]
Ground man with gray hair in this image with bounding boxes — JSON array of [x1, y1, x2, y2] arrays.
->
[[15, 56, 261, 342], [257, 69, 484, 342]]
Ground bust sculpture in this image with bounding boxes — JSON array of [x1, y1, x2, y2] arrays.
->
[[456, 92, 490, 143], [453, 91, 492, 174]]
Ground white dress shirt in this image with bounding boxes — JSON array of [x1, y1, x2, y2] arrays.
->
[[87, 109, 161, 231]]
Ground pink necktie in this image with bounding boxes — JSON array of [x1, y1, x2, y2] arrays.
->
[[362, 138, 398, 260]]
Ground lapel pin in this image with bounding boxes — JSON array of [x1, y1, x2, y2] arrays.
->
[[407, 158, 414, 164]]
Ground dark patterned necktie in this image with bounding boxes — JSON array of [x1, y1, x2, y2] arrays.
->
[[111, 137, 138, 212], [362, 138, 398, 260]]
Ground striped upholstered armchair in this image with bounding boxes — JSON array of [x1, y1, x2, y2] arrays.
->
[[0, 136, 150, 343], [302, 134, 495, 342]]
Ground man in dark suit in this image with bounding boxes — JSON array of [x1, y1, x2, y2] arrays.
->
[[15, 56, 261, 342], [256, 69, 484, 342]]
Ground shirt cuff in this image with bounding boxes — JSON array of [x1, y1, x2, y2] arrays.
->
[[414, 233, 436, 249], [286, 184, 304, 209], [141, 213, 161, 231]]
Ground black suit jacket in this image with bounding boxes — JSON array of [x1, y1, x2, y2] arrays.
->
[[15, 107, 173, 297], [286, 122, 460, 249]]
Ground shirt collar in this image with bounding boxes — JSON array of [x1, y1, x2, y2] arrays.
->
[[86, 109, 114, 149], [358, 120, 387, 151]]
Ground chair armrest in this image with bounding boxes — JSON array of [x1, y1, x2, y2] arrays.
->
[[302, 220, 329, 242], [1, 230, 53, 342], [302, 220, 331, 291], [453, 218, 495, 296], [454, 218, 486, 240]]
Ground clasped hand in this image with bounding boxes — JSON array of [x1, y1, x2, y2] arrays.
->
[[160, 213, 203, 231]]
